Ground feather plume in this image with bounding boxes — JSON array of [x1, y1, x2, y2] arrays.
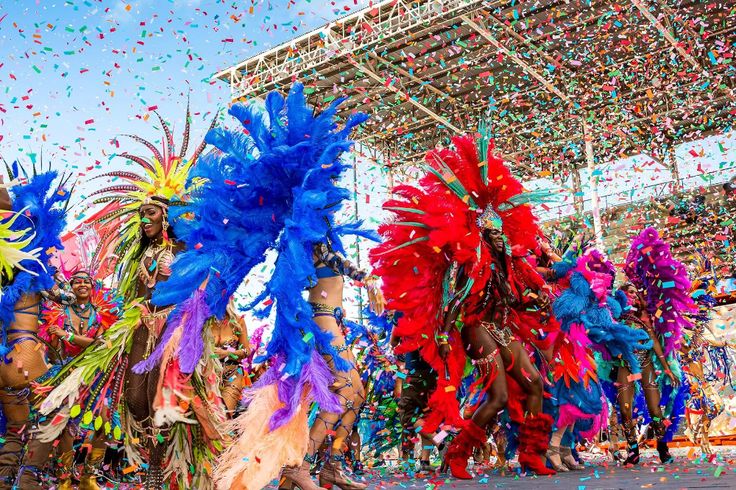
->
[[152, 83, 368, 431], [625, 227, 695, 354], [0, 164, 70, 354], [371, 134, 547, 431], [215, 384, 309, 490], [133, 289, 210, 374], [89, 111, 206, 300]]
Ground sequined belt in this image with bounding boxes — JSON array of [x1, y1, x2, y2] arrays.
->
[[139, 305, 174, 359], [480, 321, 514, 347], [310, 302, 350, 357], [310, 302, 344, 323]]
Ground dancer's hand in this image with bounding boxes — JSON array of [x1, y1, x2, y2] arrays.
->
[[438, 342, 450, 361], [666, 369, 679, 387], [47, 325, 65, 338], [365, 276, 386, 316]]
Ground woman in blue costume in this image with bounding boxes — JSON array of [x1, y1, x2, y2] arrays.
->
[[126, 84, 383, 490], [547, 249, 651, 471], [0, 164, 71, 488]]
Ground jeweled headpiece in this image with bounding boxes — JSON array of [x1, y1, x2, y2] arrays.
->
[[476, 203, 502, 230], [69, 270, 93, 283]]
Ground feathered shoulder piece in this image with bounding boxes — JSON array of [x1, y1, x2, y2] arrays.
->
[[573, 250, 616, 304], [86, 107, 213, 297], [553, 249, 652, 374], [624, 227, 695, 354], [0, 162, 71, 355]]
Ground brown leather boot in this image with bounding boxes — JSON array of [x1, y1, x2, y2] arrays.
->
[[56, 450, 76, 490], [0, 422, 24, 490], [281, 461, 326, 490], [319, 457, 367, 490]]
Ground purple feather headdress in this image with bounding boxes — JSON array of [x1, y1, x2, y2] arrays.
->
[[624, 227, 696, 355]]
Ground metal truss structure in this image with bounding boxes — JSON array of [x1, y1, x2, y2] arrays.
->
[[216, 0, 735, 244], [217, 0, 733, 171]]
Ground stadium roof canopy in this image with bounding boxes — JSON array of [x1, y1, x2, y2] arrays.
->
[[216, 0, 735, 186]]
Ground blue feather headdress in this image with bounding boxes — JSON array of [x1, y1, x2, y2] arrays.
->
[[0, 162, 71, 358], [135, 83, 369, 430]]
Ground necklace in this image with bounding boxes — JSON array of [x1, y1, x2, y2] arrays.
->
[[71, 303, 92, 318], [138, 242, 175, 288]]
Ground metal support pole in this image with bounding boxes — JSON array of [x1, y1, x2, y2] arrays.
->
[[583, 121, 604, 250], [352, 155, 366, 326], [667, 145, 682, 193], [571, 167, 584, 216], [387, 166, 395, 194]]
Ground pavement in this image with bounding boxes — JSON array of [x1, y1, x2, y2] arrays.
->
[[350, 446, 736, 489]]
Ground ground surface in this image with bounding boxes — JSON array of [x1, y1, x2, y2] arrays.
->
[[350, 447, 736, 489]]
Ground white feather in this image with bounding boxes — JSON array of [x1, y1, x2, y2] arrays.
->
[[39, 368, 85, 415]]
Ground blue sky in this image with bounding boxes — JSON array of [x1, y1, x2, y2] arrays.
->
[[0, 0, 369, 208]]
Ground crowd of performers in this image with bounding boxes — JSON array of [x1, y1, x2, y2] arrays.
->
[[0, 83, 734, 490]]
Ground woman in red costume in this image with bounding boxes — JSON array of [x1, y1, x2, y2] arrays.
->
[[371, 134, 558, 480], [39, 270, 119, 490]]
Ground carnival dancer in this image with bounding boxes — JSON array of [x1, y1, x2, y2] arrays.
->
[[615, 227, 693, 465], [212, 298, 250, 415], [36, 270, 120, 489], [344, 310, 400, 474], [0, 164, 71, 488], [681, 292, 725, 455], [36, 110, 226, 489], [547, 249, 651, 471], [119, 84, 380, 490], [395, 345, 438, 473], [371, 134, 560, 480]]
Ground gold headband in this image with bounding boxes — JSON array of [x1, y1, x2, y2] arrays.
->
[[141, 196, 170, 210]]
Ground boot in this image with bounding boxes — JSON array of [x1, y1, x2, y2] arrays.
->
[[319, 456, 367, 490], [0, 422, 24, 490], [441, 420, 487, 479], [16, 435, 54, 488], [56, 450, 76, 490], [78, 447, 106, 490], [15, 465, 46, 489], [280, 461, 327, 490], [560, 446, 585, 470], [623, 420, 640, 465], [652, 421, 673, 464], [518, 413, 556, 476]]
